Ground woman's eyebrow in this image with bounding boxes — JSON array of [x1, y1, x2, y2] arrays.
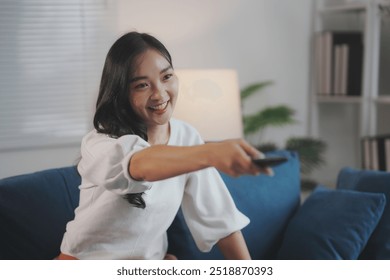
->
[[160, 66, 173, 74], [130, 76, 147, 83], [130, 66, 173, 83]]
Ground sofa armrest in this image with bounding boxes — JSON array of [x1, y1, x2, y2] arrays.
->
[[0, 166, 80, 260]]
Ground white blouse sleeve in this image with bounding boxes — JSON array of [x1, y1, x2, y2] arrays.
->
[[77, 131, 152, 195], [181, 167, 250, 253]]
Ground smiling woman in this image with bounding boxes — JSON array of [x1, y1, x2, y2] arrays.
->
[[57, 31, 273, 260]]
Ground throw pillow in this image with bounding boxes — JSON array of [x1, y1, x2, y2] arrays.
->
[[277, 186, 386, 259], [337, 167, 390, 259]]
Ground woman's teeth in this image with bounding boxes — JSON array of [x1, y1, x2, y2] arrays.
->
[[150, 101, 168, 111]]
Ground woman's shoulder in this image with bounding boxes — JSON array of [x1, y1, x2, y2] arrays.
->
[[81, 130, 148, 155], [81, 130, 117, 148], [83, 130, 146, 143]]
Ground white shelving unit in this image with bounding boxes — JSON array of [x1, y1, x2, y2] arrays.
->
[[309, 0, 390, 186]]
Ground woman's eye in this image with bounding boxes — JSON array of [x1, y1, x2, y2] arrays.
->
[[163, 73, 173, 81], [135, 83, 148, 89]]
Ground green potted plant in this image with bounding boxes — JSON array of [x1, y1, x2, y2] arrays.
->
[[241, 81, 327, 190]]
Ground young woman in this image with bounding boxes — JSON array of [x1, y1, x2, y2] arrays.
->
[[57, 32, 272, 260]]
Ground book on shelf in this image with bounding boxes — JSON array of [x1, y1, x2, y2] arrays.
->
[[361, 134, 390, 172], [314, 31, 364, 97], [333, 44, 349, 95]]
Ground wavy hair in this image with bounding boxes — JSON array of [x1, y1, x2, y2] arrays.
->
[[93, 32, 173, 208]]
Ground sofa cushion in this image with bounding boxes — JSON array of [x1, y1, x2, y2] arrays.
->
[[337, 167, 390, 259], [277, 186, 386, 260], [167, 150, 301, 259], [0, 166, 80, 260]]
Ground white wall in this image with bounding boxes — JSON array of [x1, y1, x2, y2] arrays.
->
[[0, 0, 313, 178]]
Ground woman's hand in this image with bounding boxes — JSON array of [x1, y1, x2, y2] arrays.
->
[[206, 139, 273, 177]]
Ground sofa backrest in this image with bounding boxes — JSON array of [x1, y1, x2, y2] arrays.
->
[[0, 166, 80, 260]]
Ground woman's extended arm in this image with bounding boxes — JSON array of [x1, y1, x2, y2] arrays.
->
[[217, 231, 251, 260], [129, 139, 271, 182]]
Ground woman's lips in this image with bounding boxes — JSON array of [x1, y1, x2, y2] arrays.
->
[[149, 100, 169, 111]]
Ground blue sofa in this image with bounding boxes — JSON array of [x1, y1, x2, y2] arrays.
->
[[0, 150, 389, 260]]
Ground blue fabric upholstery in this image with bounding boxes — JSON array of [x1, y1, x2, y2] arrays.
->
[[167, 150, 301, 259], [277, 186, 386, 259], [0, 166, 80, 259], [337, 167, 390, 259]]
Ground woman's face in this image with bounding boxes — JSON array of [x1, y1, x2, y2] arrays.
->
[[129, 49, 178, 128]]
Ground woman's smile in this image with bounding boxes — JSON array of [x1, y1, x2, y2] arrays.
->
[[148, 100, 170, 112]]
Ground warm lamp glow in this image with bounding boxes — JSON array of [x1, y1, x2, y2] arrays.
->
[[173, 69, 243, 141]]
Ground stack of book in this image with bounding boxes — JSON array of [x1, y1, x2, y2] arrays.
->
[[315, 31, 364, 96], [362, 135, 390, 171]]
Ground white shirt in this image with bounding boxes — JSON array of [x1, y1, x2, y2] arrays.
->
[[60, 118, 249, 259]]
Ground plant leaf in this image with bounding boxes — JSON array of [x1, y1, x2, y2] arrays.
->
[[256, 142, 279, 152], [240, 81, 273, 100], [243, 105, 295, 135], [285, 137, 327, 175]]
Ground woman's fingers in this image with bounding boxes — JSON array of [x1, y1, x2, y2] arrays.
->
[[239, 140, 275, 176], [238, 139, 264, 160], [217, 139, 273, 177]]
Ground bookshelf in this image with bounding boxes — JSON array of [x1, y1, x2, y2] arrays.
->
[[309, 0, 390, 186]]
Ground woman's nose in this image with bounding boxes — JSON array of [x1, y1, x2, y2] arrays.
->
[[151, 82, 165, 99]]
